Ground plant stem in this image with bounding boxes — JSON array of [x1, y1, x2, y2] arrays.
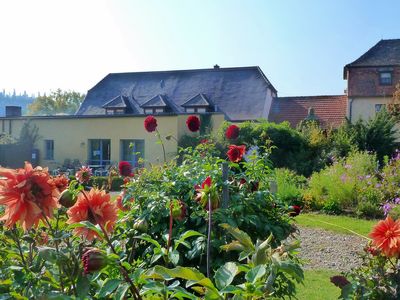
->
[[167, 204, 173, 254], [12, 227, 27, 269], [206, 194, 212, 278], [80, 191, 142, 300], [156, 130, 167, 163]]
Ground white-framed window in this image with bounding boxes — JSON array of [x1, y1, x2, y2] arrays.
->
[[375, 104, 385, 112], [106, 108, 125, 115], [380, 72, 392, 86], [88, 139, 111, 166], [155, 108, 164, 113], [44, 140, 54, 160], [185, 107, 207, 113], [120, 139, 145, 167]]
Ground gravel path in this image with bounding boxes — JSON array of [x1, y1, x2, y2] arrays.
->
[[296, 226, 367, 272]]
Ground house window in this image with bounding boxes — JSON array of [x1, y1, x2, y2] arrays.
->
[[375, 104, 385, 112], [88, 139, 111, 166], [155, 108, 164, 113], [120, 139, 144, 167], [144, 108, 154, 114], [44, 140, 54, 160], [106, 108, 125, 115], [380, 72, 392, 86], [185, 107, 207, 113]]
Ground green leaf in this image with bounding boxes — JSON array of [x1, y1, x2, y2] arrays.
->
[[214, 262, 238, 290], [245, 265, 266, 283], [114, 283, 130, 300], [219, 224, 254, 251], [76, 274, 90, 300], [68, 221, 104, 239], [220, 241, 245, 252], [134, 234, 162, 249], [168, 249, 180, 266], [174, 230, 205, 250], [98, 279, 123, 298], [37, 247, 58, 263]]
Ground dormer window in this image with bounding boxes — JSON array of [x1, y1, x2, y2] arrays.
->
[[102, 95, 131, 115], [106, 108, 125, 115], [141, 95, 168, 114], [144, 107, 164, 114], [182, 93, 211, 114], [380, 72, 392, 86]]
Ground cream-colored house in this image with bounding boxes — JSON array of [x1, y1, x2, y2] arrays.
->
[[344, 39, 400, 122], [0, 66, 277, 169]]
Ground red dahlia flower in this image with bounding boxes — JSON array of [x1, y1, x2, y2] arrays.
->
[[75, 166, 92, 184], [0, 162, 59, 230], [227, 145, 246, 162], [115, 190, 134, 211], [330, 275, 350, 289], [67, 189, 118, 241], [144, 115, 158, 132], [53, 174, 69, 192], [82, 248, 107, 274], [369, 216, 400, 257], [195, 177, 220, 211], [225, 124, 240, 140], [288, 205, 301, 217], [118, 161, 132, 177], [186, 115, 201, 132]]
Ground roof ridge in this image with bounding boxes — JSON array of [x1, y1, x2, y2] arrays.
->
[[277, 95, 346, 99], [107, 66, 261, 77]]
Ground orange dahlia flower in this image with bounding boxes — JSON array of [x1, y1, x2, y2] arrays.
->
[[0, 162, 59, 231], [369, 216, 400, 257], [67, 189, 117, 240]]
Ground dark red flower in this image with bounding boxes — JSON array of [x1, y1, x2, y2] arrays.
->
[[330, 275, 350, 289], [144, 115, 158, 132], [288, 205, 301, 217], [225, 125, 240, 140], [118, 161, 132, 177], [82, 248, 107, 274], [227, 145, 246, 163], [186, 115, 201, 132]]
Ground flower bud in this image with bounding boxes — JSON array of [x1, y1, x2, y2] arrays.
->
[[133, 219, 148, 233], [59, 189, 76, 208], [82, 248, 107, 274], [171, 200, 186, 221]]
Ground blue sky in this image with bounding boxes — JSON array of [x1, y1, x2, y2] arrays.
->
[[0, 0, 399, 96]]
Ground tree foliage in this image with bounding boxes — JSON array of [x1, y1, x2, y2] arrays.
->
[[27, 89, 85, 115], [387, 82, 400, 120]]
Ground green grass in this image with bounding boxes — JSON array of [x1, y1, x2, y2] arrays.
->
[[294, 269, 341, 300], [294, 212, 378, 238]]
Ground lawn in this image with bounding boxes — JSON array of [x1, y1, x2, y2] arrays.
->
[[294, 269, 341, 300], [295, 212, 378, 238], [292, 213, 378, 299]]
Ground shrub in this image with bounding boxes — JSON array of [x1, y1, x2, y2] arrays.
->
[[275, 168, 307, 206], [305, 151, 380, 213]]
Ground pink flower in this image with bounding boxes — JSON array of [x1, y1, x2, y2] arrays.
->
[[75, 166, 92, 184]]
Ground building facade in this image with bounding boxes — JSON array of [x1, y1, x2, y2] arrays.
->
[[344, 39, 400, 122]]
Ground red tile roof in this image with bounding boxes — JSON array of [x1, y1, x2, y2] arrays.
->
[[268, 95, 348, 128]]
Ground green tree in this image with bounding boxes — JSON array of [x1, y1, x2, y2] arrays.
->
[[28, 89, 85, 115]]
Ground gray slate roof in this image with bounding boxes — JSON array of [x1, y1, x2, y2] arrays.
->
[[345, 39, 400, 69], [76, 66, 276, 121]]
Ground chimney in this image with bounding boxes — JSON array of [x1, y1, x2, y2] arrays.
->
[[213, 64, 220, 69], [5, 106, 22, 117]]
